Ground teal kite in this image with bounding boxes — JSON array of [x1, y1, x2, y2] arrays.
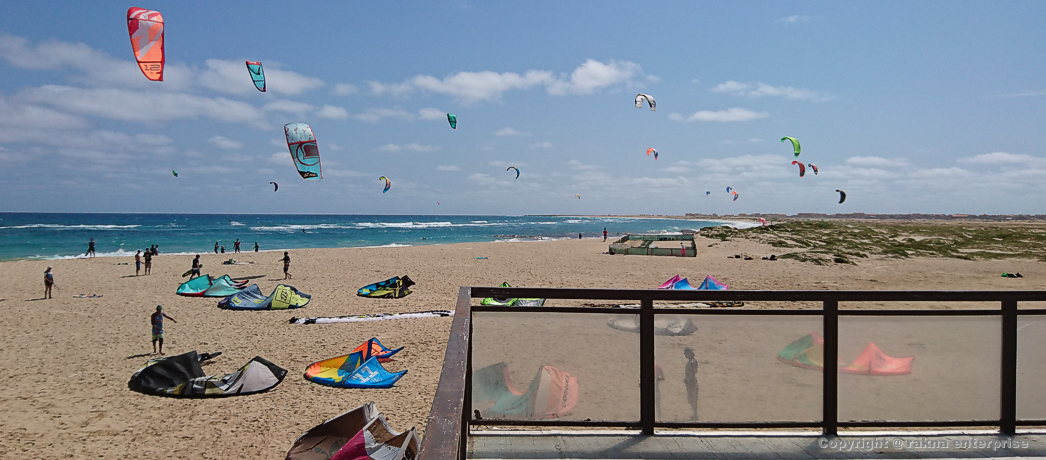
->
[[447, 113, 457, 129], [781, 136, 800, 157], [172, 170, 178, 177], [245, 61, 265, 92], [284, 123, 322, 179]]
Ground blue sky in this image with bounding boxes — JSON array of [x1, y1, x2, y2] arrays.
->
[[1, 1, 1044, 215]]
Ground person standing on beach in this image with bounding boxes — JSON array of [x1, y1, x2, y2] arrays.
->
[[143, 249, 153, 275], [135, 250, 142, 276], [234, 239, 241, 253], [86, 238, 96, 257], [280, 251, 292, 279], [220, 246, 225, 254], [214, 241, 219, 254], [603, 227, 608, 242], [44, 266, 55, 299], [254, 241, 259, 252], [150, 306, 176, 355], [578, 233, 582, 239], [190, 255, 202, 279], [684, 347, 699, 420]]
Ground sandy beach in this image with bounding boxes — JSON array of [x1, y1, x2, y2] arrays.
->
[[1, 226, 1045, 459]]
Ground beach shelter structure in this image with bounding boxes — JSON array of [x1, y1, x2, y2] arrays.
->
[[778, 333, 914, 375], [285, 402, 419, 460], [357, 275, 414, 298], [128, 351, 287, 397], [176, 275, 247, 297], [472, 362, 578, 419], [217, 284, 311, 310], [304, 351, 407, 388]]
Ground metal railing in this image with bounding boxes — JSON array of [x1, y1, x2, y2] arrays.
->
[[419, 287, 1046, 459]]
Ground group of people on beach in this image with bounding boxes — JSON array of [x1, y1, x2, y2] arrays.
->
[[214, 239, 259, 254], [134, 246, 159, 276]]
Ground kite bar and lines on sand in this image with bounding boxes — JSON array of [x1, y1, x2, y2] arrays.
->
[[289, 310, 453, 325]]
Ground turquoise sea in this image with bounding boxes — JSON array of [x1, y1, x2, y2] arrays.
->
[[0, 214, 754, 261]]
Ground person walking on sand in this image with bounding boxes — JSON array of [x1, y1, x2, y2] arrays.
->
[[603, 227, 608, 242], [143, 248, 153, 275], [150, 305, 176, 355], [280, 251, 292, 279], [86, 238, 96, 257], [135, 250, 142, 276], [684, 347, 699, 420], [44, 266, 55, 299], [190, 255, 202, 279], [254, 241, 259, 252], [214, 241, 219, 254], [234, 239, 241, 253]]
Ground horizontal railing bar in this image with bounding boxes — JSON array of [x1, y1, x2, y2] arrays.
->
[[469, 287, 1046, 302], [839, 420, 999, 427], [470, 420, 638, 428], [473, 305, 1004, 316], [655, 422, 821, 429], [1016, 420, 1046, 425], [839, 309, 999, 316], [1017, 309, 1046, 315]]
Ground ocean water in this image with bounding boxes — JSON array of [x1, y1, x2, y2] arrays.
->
[[0, 213, 753, 261]]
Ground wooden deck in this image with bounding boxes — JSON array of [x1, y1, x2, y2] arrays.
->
[[468, 430, 1046, 459]]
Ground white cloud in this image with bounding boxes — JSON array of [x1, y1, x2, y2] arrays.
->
[[959, 152, 1041, 165], [368, 59, 644, 103], [778, 15, 811, 24], [405, 143, 438, 152], [270, 138, 285, 147], [354, 108, 413, 123], [546, 59, 642, 95], [494, 127, 527, 136], [530, 141, 553, 149], [263, 99, 314, 115], [567, 160, 601, 171], [667, 113, 684, 121], [378, 143, 438, 153], [368, 81, 414, 97], [662, 166, 691, 173], [207, 135, 243, 149], [684, 108, 768, 122], [437, 165, 460, 171], [418, 108, 445, 120], [997, 90, 1046, 98], [268, 152, 287, 164], [711, 81, 834, 102], [333, 83, 359, 95], [748, 138, 764, 143], [16, 85, 266, 125], [317, 105, 349, 119], [846, 156, 911, 168]]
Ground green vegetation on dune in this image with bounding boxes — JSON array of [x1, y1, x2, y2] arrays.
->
[[704, 220, 1046, 265]]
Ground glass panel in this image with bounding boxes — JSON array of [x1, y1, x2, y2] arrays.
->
[[1018, 315, 1046, 420], [838, 316, 1000, 422], [654, 314, 823, 422], [471, 311, 639, 422]]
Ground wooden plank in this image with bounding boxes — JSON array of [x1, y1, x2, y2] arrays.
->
[[419, 286, 472, 460]]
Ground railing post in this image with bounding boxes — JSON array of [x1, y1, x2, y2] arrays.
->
[[640, 297, 655, 435], [822, 300, 838, 437], [1001, 300, 1017, 436]]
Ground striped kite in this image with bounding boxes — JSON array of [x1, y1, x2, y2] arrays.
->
[[379, 176, 390, 193]]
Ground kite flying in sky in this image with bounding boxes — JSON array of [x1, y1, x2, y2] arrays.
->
[[447, 113, 457, 129], [781, 136, 800, 157], [270, 181, 278, 192], [379, 176, 391, 193], [246, 61, 266, 92], [284, 123, 322, 180], [126, 7, 164, 81], [635, 94, 656, 111], [506, 166, 519, 179]]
